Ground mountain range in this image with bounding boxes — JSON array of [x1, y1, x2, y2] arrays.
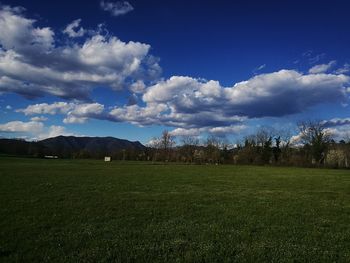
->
[[0, 136, 146, 158]]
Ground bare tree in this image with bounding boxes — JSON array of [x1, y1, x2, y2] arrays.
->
[[298, 120, 332, 165], [256, 127, 274, 147], [180, 135, 199, 163], [147, 137, 161, 162], [205, 135, 221, 163], [274, 128, 292, 164], [159, 130, 176, 161], [255, 127, 274, 164]]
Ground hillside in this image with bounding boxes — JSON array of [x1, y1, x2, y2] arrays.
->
[[0, 136, 145, 158]]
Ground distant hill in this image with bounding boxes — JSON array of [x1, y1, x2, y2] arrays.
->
[[0, 136, 146, 158]]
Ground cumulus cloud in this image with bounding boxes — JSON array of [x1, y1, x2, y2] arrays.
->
[[130, 80, 146, 93], [326, 125, 350, 141], [0, 5, 160, 100], [37, 125, 74, 140], [30, 116, 48, 122], [63, 103, 104, 123], [100, 1, 134, 17], [169, 128, 202, 137], [0, 120, 43, 133], [0, 120, 76, 140], [0, 5, 54, 53], [17, 102, 74, 115], [321, 117, 350, 128], [3, 4, 350, 138], [142, 70, 349, 119], [309, 60, 336, 74], [18, 102, 104, 124], [106, 70, 349, 134], [63, 19, 86, 38], [16, 69, 350, 136], [208, 125, 247, 135], [169, 125, 246, 137]]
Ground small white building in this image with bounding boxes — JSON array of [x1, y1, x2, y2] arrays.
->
[[104, 156, 111, 162], [44, 155, 58, 159]]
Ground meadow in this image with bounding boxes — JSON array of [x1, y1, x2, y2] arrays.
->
[[0, 157, 349, 262]]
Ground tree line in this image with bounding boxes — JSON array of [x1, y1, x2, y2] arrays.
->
[[147, 121, 350, 168]]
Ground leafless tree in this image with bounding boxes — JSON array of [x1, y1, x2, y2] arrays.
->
[[256, 127, 274, 147], [275, 128, 292, 164], [159, 130, 176, 161], [298, 120, 332, 165], [180, 135, 199, 163], [205, 135, 221, 163]]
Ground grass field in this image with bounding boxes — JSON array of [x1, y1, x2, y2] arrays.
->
[[0, 157, 349, 262]]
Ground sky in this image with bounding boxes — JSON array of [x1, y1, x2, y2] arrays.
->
[[0, 0, 350, 144]]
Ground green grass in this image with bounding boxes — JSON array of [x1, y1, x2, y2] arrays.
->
[[0, 157, 350, 262]]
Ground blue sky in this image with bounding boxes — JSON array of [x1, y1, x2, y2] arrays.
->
[[0, 0, 350, 144]]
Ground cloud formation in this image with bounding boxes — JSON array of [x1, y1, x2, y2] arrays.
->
[[30, 116, 48, 122], [321, 117, 350, 128], [17, 69, 350, 137], [63, 19, 86, 38], [335, 63, 350, 74], [169, 125, 247, 137], [18, 102, 105, 124], [100, 1, 134, 17], [141, 70, 349, 119], [2, 4, 350, 139], [309, 60, 336, 74], [0, 5, 159, 100], [0, 120, 44, 133], [0, 120, 75, 140]]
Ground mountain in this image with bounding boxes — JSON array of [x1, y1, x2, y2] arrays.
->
[[0, 138, 46, 157], [0, 136, 146, 158]]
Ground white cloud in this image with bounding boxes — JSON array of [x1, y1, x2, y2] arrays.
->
[[68, 103, 104, 116], [18, 102, 104, 124], [208, 125, 246, 135], [143, 76, 201, 103], [63, 102, 104, 124], [253, 64, 266, 74], [326, 125, 350, 141], [63, 19, 86, 38], [0, 5, 54, 52], [335, 63, 350, 74], [3, 4, 350, 138], [0, 5, 159, 100], [100, 1, 134, 17], [130, 80, 146, 93], [30, 116, 48, 122], [106, 70, 350, 135], [142, 70, 349, 120], [309, 60, 336, 74], [169, 128, 202, 137], [0, 120, 44, 133], [17, 102, 74, 115], [16, 68, 350, 136], [290, 133, 303, 147], [5, 105, 11, 110], [321, 117, 350, 127], [37, 125, 74, 140], [0, 120, 77, 140], [62, 115, 87, 124], [169, 125, 246, 137]]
